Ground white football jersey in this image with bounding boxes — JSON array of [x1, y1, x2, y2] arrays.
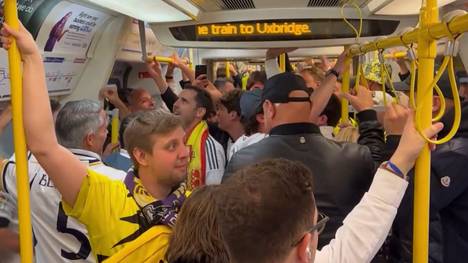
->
[[0, 191, 20, 263], [0, 149, 126, 263]]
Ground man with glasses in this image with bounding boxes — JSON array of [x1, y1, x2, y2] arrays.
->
[[217, 111, 444, 262], [224, 71, 379, 248]]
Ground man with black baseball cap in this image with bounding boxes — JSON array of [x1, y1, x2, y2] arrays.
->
[[224, 68, 379, 248]]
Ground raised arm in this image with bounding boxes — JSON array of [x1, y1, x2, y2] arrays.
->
[[1, 22, 87, 206], [171, 54, 195, 82], [316, 111, 444, 262], [309, 51, 347, 121], [0, 105, 11, 134]]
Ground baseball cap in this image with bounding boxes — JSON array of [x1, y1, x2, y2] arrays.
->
[[457, 71, 468, 85], [240, 88, 262, 119], [261, 72, 310, 104]]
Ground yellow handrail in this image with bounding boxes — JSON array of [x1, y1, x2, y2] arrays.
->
[[383, 51, 407, 59], [340, 57, 352, 125], [146, 56, 173, 64], [225, 61, 231, 79], [189, 48, 194, 70], [347, 13, 468, 56], [279, 53, 286, 72], [413, 1, 438, 262], [338, 2, 467, 262], [5, 0, 34, 262], [111, 109, 119, 146]]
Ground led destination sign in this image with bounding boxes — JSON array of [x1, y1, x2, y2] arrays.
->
[[169, 19, 400, 42], [197, 22, 312, 36]]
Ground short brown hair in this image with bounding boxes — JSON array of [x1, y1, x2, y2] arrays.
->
[[166, 185, 229, 263], [219, 89, 243, 116], [217, 159, 316, 263], [124, 110, 182, 168], [246, 71, 266, 90]]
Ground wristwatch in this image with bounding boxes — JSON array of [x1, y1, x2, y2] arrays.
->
[[326, 68, 340, 79]]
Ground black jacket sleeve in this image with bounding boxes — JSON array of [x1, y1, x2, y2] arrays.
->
[[399, 72, 411, 81], [356, 110, 386, 163], [382, 135, 401, 161], [161, 87, 178, 112]]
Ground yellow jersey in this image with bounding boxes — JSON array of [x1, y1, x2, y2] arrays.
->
[[63, 169, 173, 262]]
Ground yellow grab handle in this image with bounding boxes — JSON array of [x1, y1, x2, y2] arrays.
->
[[189, 48, 194, 70], [279, 53, 286, 73], [415, 57, 461, 144], [146, 56, 173, 64], [225, 61, 231, 79], [383, 51, 407, 59], [111, 109, 119, 146], [340, 57, 352, 125], [5, 0, 34, 262], [409, 60, 417, 109]]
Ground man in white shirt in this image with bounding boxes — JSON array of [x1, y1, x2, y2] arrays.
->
[[0, 100, 125, 263], [216, 111, 444, 263], [229, 88, 268, 159], [216, 89, 245, 161]]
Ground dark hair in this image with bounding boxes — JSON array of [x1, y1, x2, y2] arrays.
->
[[166, 186, 229, 263], [50, 99, 62, 113], [118, 113, 139, 147], [183, 85, 215, 120], [219, 89, 242, 116], [246, 71, 267, 90], [320, 94, 342, 126], [240, 111, 261, 136], [217, 159, 315, 263], [216, 67, 227, 79]]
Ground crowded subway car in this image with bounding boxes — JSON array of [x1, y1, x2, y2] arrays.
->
[[0, 0, 468, 262]]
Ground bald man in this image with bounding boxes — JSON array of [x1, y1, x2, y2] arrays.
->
[[127, 88, 156, 112]]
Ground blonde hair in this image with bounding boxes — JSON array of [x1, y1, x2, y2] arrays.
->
[[300, 65, 325, 84], [335, 126, 360, 143]]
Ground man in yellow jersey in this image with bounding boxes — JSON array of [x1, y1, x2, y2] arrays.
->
[[0, 23, 190, 262]]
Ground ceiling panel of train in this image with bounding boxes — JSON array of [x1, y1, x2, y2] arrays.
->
[[190, 0, 371, 11], [146, 0, 463, 48], [75, 0, 464, 49]]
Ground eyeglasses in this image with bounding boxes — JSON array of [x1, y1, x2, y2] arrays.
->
[[292, 212, 330, 247]]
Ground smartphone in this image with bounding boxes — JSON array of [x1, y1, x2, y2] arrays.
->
[[195, 65, 207, 78]]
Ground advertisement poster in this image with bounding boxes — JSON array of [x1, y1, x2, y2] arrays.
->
[[0, 0, 61, 37], [43, 56, 87, 94], [0, 50, 87, 100], [36, 1, 110, 56], [0, 49, 10, 99]]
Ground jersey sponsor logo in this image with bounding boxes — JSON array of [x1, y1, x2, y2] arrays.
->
[[37, 173, 55, 188]]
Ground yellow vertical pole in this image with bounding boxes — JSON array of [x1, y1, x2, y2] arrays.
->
[[4, 1, 34, 262], [413, 0, 438, 262], [111, 109, 119, 146], [340, 57, 352, 125], [279, 53, 286, 72], [189, 48, 194, 71], [225, 61, 231, 79]]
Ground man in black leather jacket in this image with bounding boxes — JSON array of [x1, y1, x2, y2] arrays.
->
[[224, 71, 381, 248]]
